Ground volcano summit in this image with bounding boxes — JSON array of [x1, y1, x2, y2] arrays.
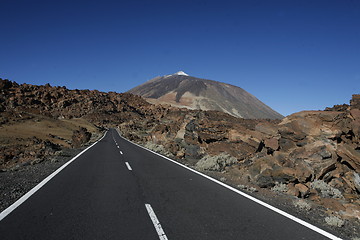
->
[[128, 72, 283, 119]]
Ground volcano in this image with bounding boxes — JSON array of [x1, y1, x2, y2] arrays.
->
[[128, 71, 283, 119]]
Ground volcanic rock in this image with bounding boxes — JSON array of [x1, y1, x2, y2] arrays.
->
[[72, 127, 92, 148], [1, 77, 359, 229]]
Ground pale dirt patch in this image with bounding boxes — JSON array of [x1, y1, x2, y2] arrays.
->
[[0, 114, 100, 148]]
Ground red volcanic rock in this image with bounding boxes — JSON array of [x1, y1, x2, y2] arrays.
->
[[337, 144, 360, 173], [295, 183, 310, 198]]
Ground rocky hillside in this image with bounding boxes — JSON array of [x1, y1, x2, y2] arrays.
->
[[0, 78, 151, 169], [1, 77, 359, 237], [121, 93, 360, 235], [0, 79, 150, 126], [128, 71, 284, 119]]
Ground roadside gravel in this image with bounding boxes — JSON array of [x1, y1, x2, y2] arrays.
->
[[0, 147, 85, 213]]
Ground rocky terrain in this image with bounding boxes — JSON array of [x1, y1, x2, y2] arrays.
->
[[1, 78, 359, 238], [128, 71, 284, 119], [120, 94, 360, 239], [0, 78, 152, 169]]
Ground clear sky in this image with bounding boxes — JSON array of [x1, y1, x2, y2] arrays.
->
[[1, 0, 359, 116]]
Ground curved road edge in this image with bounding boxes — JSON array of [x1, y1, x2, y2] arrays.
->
[[116, 127, 342, 240]]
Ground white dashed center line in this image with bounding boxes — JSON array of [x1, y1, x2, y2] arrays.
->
[[125, 162, 132, 171], [145, 204, 168, 240], [120, 151, 123, 155]]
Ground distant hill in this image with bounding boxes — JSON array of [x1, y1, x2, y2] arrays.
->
[[128, 71, 284, 119]]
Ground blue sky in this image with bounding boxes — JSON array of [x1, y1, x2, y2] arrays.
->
[[1, 0, 359, 116]]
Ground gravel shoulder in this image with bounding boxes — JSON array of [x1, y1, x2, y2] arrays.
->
[[0, 147, 86, 213]]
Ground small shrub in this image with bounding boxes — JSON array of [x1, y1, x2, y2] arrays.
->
[[220, 177, 227, 182], [237, 184, 258, 193], [249, 187, 257, 192], [310, 180, 343, 199], [325, 216, 345, 227], [271, 182, 288, 193], [195, 153, 237, 171], [293, 199, 312, 211], [144, 142, 174, 158]]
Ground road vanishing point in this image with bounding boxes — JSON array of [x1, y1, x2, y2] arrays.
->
[[0, 129, 341, 240]]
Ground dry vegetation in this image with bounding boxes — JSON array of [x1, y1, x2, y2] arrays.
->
[[0, 113, 100, 148]]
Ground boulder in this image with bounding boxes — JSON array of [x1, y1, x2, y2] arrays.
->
[[270, 167, 298, 183], [72, 127, 92, 148], [255, 122, 278, 136], [255, 172, 275, 188], [264, 138, 279, 151], [295, 183, 310, 198], [279, 137, 297, 151], [337, 144, 360, 172], [342, 172, 360, 193], [287, 183, 300, 197]]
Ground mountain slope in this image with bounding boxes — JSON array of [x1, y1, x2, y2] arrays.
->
[[128, 71, 284, 119]]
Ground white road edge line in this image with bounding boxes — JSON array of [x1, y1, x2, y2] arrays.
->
[[145, 204, 168, 240], [125, 162, 132, 171], [116, 128, 341, 240], [0, 131, 108, 222]]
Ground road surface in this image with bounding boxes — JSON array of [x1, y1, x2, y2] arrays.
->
[[0, 129, 340, 239]]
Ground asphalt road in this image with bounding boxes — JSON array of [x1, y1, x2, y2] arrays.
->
[[0, 129, 339, 240]]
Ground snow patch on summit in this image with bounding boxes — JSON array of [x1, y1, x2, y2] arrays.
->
[[174, 71, 189, 76]]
